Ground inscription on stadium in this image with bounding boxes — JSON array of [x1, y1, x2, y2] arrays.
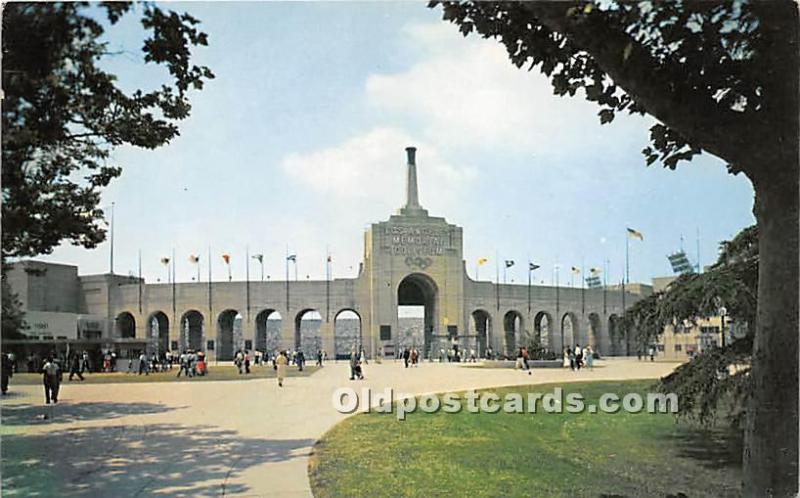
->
[[385, 225, 450, 256]]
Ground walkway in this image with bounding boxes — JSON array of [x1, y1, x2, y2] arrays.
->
[[0, 359, 680, 497]]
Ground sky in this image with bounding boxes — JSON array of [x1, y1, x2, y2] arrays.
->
[[37, 2, 756, 287]]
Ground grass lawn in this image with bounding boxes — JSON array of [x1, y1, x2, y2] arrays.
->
[[309, 380, 742, 498], [9, 364, 318, 384]]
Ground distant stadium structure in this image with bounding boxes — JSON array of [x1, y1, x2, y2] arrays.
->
[[6, 148, 650, 361]]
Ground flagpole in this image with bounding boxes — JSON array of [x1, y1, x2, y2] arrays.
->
[[527, 262, 532, 313], [625, 232, 630, 284], [197, 257, 200, 283], [495, 250, 499, 311], [138, 249, 142, 314], [172, 247, 176, 327], [325, 247, 331, 323], [555, 265, 561, 351], [581, 259, 585, 316], [285, 245, 290, 312], [603, 258, 609, 315], [246, 246, 251, 321], [109, 201, 115, 274], [208, 246, 213, 329]]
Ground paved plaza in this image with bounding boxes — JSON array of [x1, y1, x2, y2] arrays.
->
[[1, 359, 680, 497]]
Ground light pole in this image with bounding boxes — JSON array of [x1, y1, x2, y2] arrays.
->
[[719, 306, 727, 348]]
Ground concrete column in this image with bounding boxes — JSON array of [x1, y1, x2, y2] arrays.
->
[[279, 315, 294, 351], [320, 320, 335, 359]]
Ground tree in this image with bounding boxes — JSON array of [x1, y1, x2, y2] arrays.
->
[[2, 3, 213, 335], [2, 2, 214, 259], [430, 2, 798, 495], [626, 225, 757, 428]]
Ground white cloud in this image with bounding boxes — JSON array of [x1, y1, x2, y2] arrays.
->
[[280, 127, 476, 215], [366, 21, 641, 153]]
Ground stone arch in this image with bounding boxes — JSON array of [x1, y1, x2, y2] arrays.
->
[[397, 273, 438, 356], [217, 309, 240, 361], [116, 311, 136, 339], [334, 309, 361, 359], [295, 309, 322, 356], [255, 309, 281, 353], [180, 310, 204, 351], [561, 312, 579, 350], [588, 312, 602, 351], [503, 310, 524, 358], [533, 311, 553, 350], [147, 311, 170, 355], [471, 309, 492, 357], [608, 314, 624, 356]]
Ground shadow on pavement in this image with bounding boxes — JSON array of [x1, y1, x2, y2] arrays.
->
[[1, 401, 179, 426], [2, 422, 314, 496]]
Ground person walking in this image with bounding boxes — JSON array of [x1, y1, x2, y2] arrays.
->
[[42, 356, 62, 404], [585, 346, 594, 371], [81, 351, 91, 374], [402, 348, 410, 368], [574, 344, 583, 371], [68, 353, 84, 381], [648, 346, 655, 362], [138, 352, 149, 375], [349, 349, 359, 380], [275, 350, 288, 387], [2, 353, 13, 395]]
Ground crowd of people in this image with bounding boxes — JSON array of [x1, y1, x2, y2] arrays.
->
[[562, 344, 595, 371]]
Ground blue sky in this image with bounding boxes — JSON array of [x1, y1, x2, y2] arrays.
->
[[39, 2, 756, 287]]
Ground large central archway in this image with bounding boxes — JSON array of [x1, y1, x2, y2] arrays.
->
[[397, 273, 438, 357]]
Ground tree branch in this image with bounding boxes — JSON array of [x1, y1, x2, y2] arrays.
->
[[522, 2, 766, 171]]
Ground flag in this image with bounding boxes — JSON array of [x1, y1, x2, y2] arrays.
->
[[571, 266, 581, 274], [478, 257, 488, 266], [529, 263, 540, 271], [160, 257, 170, 265], [585, 276, 603, 289], [627, 227, 644, 240], [505, 260, 515, 268], [287, 254, 297, 262], [327, 255, 332, 263], [189, 255, 200, 264], [252, 254, 263, 263], [590, 267, 602, 275], [222, 254, 230, 265]]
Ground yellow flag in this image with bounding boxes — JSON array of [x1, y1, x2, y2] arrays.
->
[[478, 257, 488, 266]]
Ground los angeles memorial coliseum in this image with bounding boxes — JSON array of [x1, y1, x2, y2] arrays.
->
[[6, 148, 647, 361]]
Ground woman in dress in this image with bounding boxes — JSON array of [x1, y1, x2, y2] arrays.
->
[[275, 350, 288, 387]]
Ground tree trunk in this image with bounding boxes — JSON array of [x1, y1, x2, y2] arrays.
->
[[744, 176, 799, 497]]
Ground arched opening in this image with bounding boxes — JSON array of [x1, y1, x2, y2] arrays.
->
[[255, 309, 281, 353], [397, 273, 438, 357], [561, 312, 579, 350], [147, 311, 169, 355], [533, 311, 552, 351], [116, 312, 136, 339], [334, 309, 361, 359], [295, 309, 322, 357], [608, 314, 623, 356], [217, 309, 240, 361], [180, 310, 204, 352], [588, 313, 602, 351], [471, 309, 492, 357], [503, 310, 523, 358]]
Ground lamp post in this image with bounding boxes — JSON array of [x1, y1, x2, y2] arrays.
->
[[719, 306, 727, 348]]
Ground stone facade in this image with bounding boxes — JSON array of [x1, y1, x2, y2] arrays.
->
[[8, 147, 649, 360]]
